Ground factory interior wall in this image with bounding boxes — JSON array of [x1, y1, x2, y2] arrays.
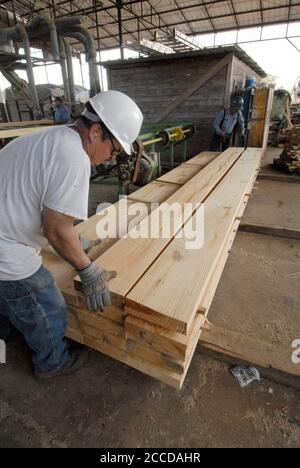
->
[[107, 54, 229, 158]]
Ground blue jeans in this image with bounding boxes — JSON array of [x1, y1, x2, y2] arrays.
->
[[0, 265, 69, 373]]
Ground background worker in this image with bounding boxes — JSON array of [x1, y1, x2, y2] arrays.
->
[[210, 96, 245, 151], [54, 96, 71, 124], [0, 90, 143, 379]]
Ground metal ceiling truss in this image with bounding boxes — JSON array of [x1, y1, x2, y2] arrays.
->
[[1, 0, 300, 55]]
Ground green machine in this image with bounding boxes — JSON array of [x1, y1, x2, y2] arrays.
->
[[91, 121, 195, 194]]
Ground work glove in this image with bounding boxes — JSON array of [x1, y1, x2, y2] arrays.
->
[[77, 261, 117, 312], [79, 235, 102, 254]]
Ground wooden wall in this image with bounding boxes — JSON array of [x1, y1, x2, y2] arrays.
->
[[231, 56, 262, 90], [106, 53, 261, 157]]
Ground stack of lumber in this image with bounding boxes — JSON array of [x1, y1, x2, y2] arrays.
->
[[42, 148, 262, 389], [273, 127, 300, 174], [0, 125, 53, 140], [0, 119, 53, 128]]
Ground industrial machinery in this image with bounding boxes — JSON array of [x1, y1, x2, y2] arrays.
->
[[0, 11, 100, 122], [2, 83, 89, 122], [269, 89, 292, 141], [92, 122, 195, 194], [292, 75, 300, 106]]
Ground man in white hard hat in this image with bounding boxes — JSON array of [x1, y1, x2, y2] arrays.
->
[[0, 90, 143, 379]]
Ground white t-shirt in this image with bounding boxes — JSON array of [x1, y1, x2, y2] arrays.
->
[[0, 126, 91, 281]]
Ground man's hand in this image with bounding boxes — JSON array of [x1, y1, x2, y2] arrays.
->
[[79, 236, 102, 254], [78, 261, 117, 312]]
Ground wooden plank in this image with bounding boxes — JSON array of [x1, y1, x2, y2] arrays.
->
[[68, 306, 125, 338], [67, 321, 190, 389], [0, 119, 53, 128], [74, 148, 244, 308], [126, 339, 184, 374], [156, 53, 232, 122], [224, 54, 234, 107], [128, 180, 182, 204], [64, 285, 126, 323], [1, 120, 54, 128], [239, 222, 300, 240], [125, 312, 205, 361], [200, 220, 241, 316], [199, 321, 300, 378], [42, 199, 149, 289], [83, 334, 183, 389], [248, 88, 273, 149], [258, 173, 300, 183], [0, 126, 52, 139], [125, 148, 262, 334], [184, 151, 220, 166], [81, 323, 126, 351], [157, 165, 201, 185], [66, 327, 83, 344]]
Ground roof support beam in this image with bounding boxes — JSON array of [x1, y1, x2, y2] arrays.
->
[[117, 0, 124, 59], [287, 37, 300, 53], [63, 3, 300, 32], [74, 4, 300, 42]]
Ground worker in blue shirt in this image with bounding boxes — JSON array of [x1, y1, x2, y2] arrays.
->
[[54, 97, 71, 124], [210, 96, 245, 151]]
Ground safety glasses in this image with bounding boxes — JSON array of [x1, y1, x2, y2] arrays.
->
[[109, 134, 122, 158]]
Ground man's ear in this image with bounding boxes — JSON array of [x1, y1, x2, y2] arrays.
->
[[88, 123, 100, 143]]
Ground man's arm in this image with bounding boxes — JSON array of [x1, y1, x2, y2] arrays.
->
[[214, 110, 226, 137], [42, 206, 116, 312], [237, 110, 245, 134], [42, 206, 91, 270]]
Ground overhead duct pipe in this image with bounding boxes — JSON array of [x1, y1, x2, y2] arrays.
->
[[16, 23, 41, 119], [55, 19, 101, 96], [63, 38, 75, 102], [27, 14, 60, 61], [58, 38, 70, 102]]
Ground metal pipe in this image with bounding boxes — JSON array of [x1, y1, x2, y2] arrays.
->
[[58, 38, 70, 102], [142, 128, 191, 147], [63, 39, 75, 102], [63, 25, 101, 96], [61, 29, 95, 95], [47, 16, 60, 60], [26, 14, 60, 60], [16, 23, 41, 119], [117, 0, 124, 60]]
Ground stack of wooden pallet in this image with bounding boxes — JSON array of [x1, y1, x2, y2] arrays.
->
[[42, 148, 262, 389]]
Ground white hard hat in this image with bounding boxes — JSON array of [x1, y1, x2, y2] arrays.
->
[[88, 90, 143, 155]]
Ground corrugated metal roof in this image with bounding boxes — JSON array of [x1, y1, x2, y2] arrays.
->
[[0, 0, 299, 52]]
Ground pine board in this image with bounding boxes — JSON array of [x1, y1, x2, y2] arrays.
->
[[125, 148, 262, 334], [0, 126, 52, 139], [76, 148, 244, 307], [184, 151, 220, 166]]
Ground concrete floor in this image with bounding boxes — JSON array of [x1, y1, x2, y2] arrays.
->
[[1, 147, 300, 448]]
